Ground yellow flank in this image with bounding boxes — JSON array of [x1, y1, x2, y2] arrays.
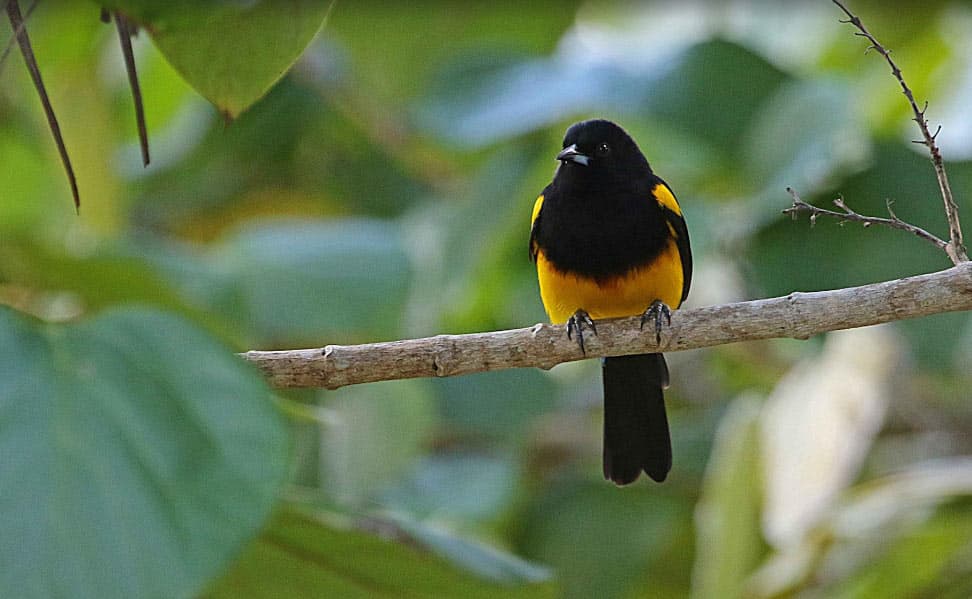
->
[[535, 240, 684, 324], [653, 182, 681, 216], [532, 194, 545, 225]]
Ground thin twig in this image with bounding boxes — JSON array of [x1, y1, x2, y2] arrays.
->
[[831, 0, 967, 263], [112, 12, 150, 166], [5, 0, 80, 211], [0, 0, 36, 69], [243, 263, 972, 389], [784, 187, 948, 252]]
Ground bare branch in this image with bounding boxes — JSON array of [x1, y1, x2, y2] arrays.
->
[[5, 0, 80, 210], [243, 263, 972, 389], [784, 187, 949, 252], [832, 0, 967, 263], [112, 12, 150, 167]]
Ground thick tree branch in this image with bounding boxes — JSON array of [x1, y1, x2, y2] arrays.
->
[[243, 263, 972, 390], [832, 0, 968, 263]]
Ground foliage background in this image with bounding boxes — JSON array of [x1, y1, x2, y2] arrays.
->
[[2, 1, 972, 597]]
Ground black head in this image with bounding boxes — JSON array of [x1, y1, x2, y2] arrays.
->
[[555, 119, 652, 185]]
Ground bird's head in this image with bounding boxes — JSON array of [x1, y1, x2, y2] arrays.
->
[[555, 119, 651, 184]]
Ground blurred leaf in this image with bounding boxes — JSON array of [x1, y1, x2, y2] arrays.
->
[[0, 306, 289, 599], [691, 397, 764, 599], [380, 454, 518, 521], [320, 379, 435, 508], [105, 0, 333, 117], [215, 218, 411, 345], [0, 236, 199, 316], [517, 482, 680, 599], [819, 458, 972, 598], [752, 458, 972, 598], [329, 0, 581, 105], [826, 506, 972, 599], [207, 510, 557, 598], [741, 78, 868, 217], [434, 368, 556, 439], [761, 327, 896, 548], [645, 39, 789, 164], [0, 127, 51, 231], [397, 519, 552, 585], [415, 51, 640, 147]]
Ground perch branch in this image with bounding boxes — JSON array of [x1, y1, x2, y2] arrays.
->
[[832, 0, 967, 263], [243, 263, 972, 389], [783, 187, 948, 251]]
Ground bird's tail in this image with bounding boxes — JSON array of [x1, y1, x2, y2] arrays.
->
[[601, 353, 672, 485]]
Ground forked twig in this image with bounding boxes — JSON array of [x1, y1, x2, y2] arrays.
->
[[831, 0, 967, 263], [784, 187, 948, 252]]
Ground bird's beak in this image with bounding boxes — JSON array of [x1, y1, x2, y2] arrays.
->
[[556, 144, 590, 166]]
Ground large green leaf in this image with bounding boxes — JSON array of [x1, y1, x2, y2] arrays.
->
[[213, 218, 412, 345], [103, 0, 333, 117], [206, 510, 556, 598], [319, 380, 436, 508], [517, 481, 680, 599], [0, 306, 289, 599], [690, 397, 765, 599]]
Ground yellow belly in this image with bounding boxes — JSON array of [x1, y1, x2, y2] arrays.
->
[[536, 240, 684, 324]]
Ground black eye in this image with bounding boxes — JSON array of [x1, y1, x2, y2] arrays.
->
[[596, 142, 610, 157]]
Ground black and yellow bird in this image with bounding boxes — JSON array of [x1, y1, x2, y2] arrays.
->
[[529, 119, 692, 485]]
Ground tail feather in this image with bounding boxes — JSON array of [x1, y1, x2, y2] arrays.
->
[[602, 353, 672, 485]]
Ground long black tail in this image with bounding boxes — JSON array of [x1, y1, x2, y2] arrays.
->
[[602, 353, 672, 485]]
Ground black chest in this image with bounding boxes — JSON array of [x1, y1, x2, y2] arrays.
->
[[535, 178, 671, 280]]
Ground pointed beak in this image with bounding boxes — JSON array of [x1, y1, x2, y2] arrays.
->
[[556, 144, 590, 166]]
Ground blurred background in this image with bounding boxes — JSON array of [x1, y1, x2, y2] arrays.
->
[[3, 1, 972, 597]]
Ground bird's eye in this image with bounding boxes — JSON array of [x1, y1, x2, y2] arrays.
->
[[596, 142, 611, 157]]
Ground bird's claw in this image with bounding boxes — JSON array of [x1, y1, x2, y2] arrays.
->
[[566, 309, 597, 355], [640, 300, 672, 344]]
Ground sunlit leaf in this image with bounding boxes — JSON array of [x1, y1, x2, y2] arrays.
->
[[103, 0, 333, 117], [761, 327, 897, 548]]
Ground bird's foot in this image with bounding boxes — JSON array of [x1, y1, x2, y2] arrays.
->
[[566, 309, 597, 355], [640, 300, 672, 344]]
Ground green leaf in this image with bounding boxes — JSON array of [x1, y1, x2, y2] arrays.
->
[[434, 368, 556, 439], [396, 520, 552, 585], [690, 397, 765, 599], [0, 306, 289, 599], [215, 218, 412, 345], [828, 506, 972, 599], [380, 454, 518, 521], [104, 0, 333, 117], [645, 39, 790, 162], [741, 78, 868, 217], [206, 510, 557, 598], [319, 380, 436, 507], [518, 482, 680, 599]]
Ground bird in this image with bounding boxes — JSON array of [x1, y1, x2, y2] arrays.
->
[[529, 119, 692, 485]]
